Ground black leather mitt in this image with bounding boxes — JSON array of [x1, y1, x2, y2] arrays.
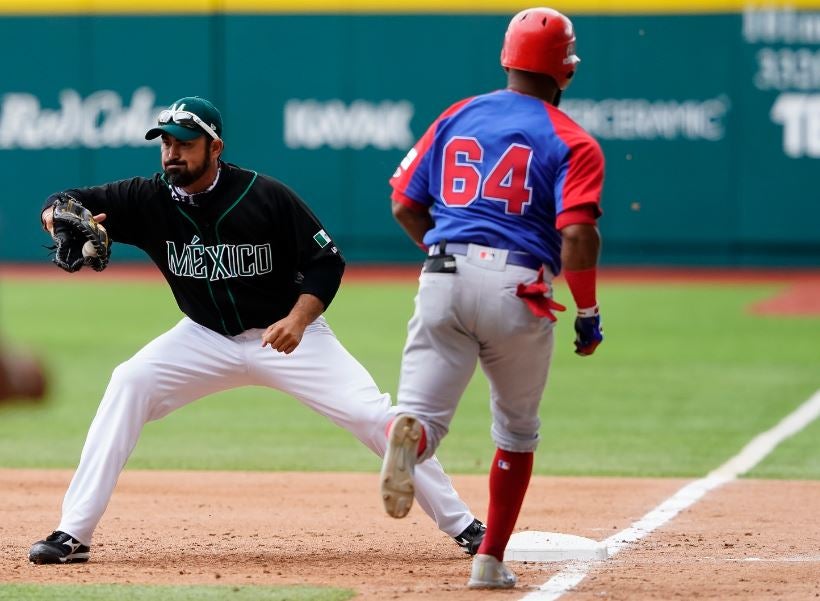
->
[[50, 195, 110, 272]]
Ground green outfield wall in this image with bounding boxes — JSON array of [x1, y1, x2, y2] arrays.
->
[[1, 2, 818, 266]]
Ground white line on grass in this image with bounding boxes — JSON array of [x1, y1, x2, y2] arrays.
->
[[521, 389, 820, 601]]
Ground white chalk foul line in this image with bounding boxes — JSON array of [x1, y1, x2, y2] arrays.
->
[[521, 389, 820, 601]]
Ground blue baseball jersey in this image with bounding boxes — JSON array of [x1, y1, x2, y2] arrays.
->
[[390, 89, 604, 275]]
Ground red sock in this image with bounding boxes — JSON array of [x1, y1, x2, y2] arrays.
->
[[478, 449, 534, 561], [416, 425, 427, 457], [384, 417, 427, 457]]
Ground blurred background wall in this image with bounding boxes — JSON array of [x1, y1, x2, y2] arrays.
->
[[1, 1, 818, 266]]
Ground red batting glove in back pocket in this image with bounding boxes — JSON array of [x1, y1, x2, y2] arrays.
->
[[515, 267, 567, 321]]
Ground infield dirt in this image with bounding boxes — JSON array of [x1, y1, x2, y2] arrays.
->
[[2, 470, 818, 600]]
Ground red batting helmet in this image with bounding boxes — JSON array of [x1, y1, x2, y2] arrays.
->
[[500, 7, 581, 90]]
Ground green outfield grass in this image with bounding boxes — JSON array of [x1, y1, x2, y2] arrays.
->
[[1, 276, 818, 479], [0, 584, 353, 601]]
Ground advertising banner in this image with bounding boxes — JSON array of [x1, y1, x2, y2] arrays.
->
[[1, 3, 817, 265]]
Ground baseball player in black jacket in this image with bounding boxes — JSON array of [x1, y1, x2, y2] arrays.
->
[[29, 96, 485, 564]]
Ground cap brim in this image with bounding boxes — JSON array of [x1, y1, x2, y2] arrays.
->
[[144, 124, 203, 141]]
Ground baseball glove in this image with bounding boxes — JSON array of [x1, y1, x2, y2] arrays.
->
[[50, 194, 111, 273]]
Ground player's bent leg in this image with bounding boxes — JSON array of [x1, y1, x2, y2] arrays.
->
[[394, 265, 485, 459], [469, 286, 552, 573], [386, 273, 481, 531], [248, 317, 476, 539], [380, 413, 422, 518], [379, 410, 476, 538], [411, 452, 477, 540], [480, 329, 551, 464], [248, 317, 394, 435], [478, 265, 555, 451], [50, 318, 247, 550]]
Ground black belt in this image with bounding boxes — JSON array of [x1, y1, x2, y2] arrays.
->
[[430, 243, 543, 271]]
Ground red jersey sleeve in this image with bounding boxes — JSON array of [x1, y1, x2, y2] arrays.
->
[[389, 97, 475, 209], [549, 108, 605, 227], [555, 205, 598, 229], [389, 118, 438, 211]]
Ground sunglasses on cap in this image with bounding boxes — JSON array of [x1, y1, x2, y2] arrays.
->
[[157, 109, 221, 141]]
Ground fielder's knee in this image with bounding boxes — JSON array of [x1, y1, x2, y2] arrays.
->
[[109, 360, 158, 391], [106, 360, 168, 422]]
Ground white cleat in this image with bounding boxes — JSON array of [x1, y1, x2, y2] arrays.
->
[[468, 553, 517, 589], [380, 414, 422, 518]]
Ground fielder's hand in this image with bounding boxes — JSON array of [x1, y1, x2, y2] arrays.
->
[[42, 208, 107, 235], [261, 316, 307, 354], [574, 314, 603, 356], [262, 294, 325, 354]]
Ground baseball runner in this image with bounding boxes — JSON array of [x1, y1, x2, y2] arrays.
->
[[379, 8, 605, 588], [29, 96, 486, 564]]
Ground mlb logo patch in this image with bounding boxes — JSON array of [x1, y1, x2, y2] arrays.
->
[[313, 229, 331, 248]]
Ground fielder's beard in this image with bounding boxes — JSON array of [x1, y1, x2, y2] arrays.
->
[[164, 146, 212, 188]]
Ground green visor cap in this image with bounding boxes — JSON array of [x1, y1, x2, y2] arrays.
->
[[145, 96, 223, 141]]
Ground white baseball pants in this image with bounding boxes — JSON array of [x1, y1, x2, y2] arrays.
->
[[398, 249, 556, 461], [57, 316, 475, 545]]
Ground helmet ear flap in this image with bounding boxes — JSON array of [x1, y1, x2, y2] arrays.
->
[[500, 8, 580, 90]]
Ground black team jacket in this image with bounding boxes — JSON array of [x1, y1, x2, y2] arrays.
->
[[43, 161, 345, 336]]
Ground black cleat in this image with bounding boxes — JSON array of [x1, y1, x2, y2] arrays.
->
[[29, 531, 90, 564], [453, 518, 486, 555]]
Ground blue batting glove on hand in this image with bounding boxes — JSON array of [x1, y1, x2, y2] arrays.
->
[[574, 314, 603, 356]]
